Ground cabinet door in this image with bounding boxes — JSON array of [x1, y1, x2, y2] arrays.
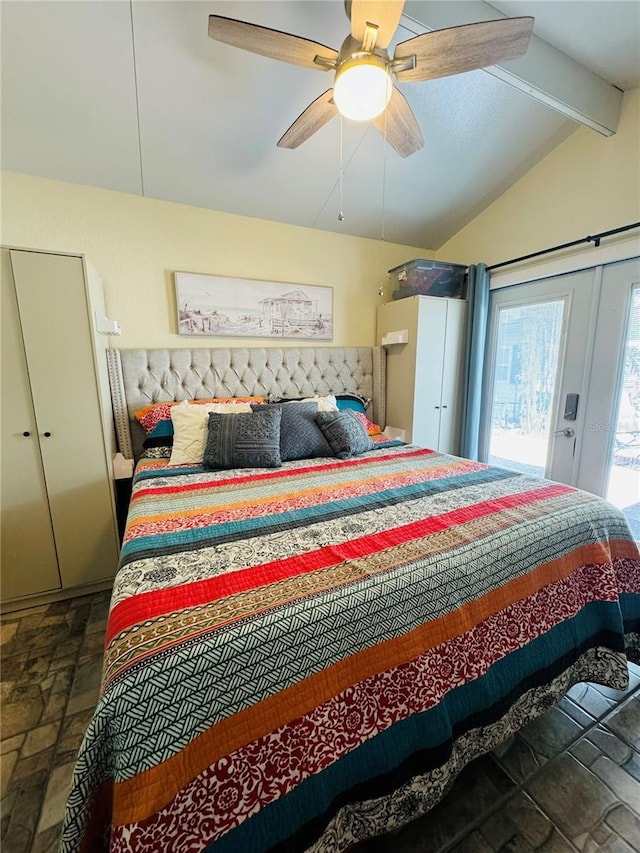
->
[[377, 297, 421, 440], [1, 250, 61, 600], [438, 300, 468, 456], [414, 298, 447, 450], [10, 250, 119, 589]]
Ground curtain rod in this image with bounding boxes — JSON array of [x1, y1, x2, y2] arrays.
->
[[487, 221, 640, 272]]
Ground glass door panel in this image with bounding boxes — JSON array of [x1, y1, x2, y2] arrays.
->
[[482, 269, 597, 485], [576, 258, 640, 541], [488, 300, 565, 476], [606, 284, 640, 536]]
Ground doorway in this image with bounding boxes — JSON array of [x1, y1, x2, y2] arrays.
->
[[482, 257, 640, 536]]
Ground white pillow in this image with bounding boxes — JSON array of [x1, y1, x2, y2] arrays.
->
[[300, 395, 338, 412], [169, 401, 252, 465]]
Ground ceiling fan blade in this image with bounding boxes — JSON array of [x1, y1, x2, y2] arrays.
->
[[208, 16, 338, 71], [277, 90, 338, 150], [372, 86, 423, 158], [394, 16, 534, 83], [350, 0, 405, 50]]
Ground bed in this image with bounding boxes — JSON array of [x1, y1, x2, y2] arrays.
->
[[62, 345, 640, 853]]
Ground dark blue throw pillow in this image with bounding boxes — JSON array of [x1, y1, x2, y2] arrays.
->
[[251, 402, 333, 461], [203, 408, 282, 469], [315, 410, 374, 459]]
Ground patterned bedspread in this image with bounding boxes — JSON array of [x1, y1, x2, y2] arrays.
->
[[62, 445, 640, 852]]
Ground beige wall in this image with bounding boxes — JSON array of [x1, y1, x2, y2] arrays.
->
[[438, 88, 640, 267], [0, 172, 431, 348], [5, 89, 636, 332]]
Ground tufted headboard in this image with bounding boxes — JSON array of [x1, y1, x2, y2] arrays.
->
[[107, 346, 386, 460]]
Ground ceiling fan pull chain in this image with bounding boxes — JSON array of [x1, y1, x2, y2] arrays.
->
[[338, 115, 345, 222], [381, 107, 388, 244]]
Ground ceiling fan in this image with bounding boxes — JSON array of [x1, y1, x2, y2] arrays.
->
[[208, 1, 534, 158]]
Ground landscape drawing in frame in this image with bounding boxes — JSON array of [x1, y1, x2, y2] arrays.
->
[[175, 272, 333, 340]]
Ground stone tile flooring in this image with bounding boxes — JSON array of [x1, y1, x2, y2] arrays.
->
[[1, 591, 109, 853], [1, 591, 639, 852]]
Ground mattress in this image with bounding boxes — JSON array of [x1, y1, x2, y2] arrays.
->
[[61, 443, 640, 852]]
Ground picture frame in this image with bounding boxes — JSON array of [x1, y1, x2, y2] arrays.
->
[[174, 272, 333, 340]]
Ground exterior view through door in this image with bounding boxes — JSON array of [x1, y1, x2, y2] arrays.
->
[[610, 286, 640, 514], [482, 257, 640, 540]]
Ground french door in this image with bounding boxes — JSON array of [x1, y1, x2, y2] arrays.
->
[[482, 258, 640, 525], [481, 269, 597, 484], [581, 259, 640, 528]]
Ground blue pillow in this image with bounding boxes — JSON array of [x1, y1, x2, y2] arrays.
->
[[252, 402, 333, 461], [142, 419, 174, 452], [203, 408, 282, 469], [335, 393, 369, 415], [315, 410, 374, 459]]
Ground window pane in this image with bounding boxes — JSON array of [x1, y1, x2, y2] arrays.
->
[[488, 300, 565, 477], [607, 285, 640, 539]]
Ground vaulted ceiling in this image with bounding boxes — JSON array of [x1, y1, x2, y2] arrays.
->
[[2, 1, 639, 249]]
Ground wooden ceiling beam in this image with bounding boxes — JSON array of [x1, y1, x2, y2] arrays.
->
[[402, 0, 623, 136]]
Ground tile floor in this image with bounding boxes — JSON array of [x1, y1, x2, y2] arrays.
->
[[1, 591, 110, 853], [1, 590, 639, 853]]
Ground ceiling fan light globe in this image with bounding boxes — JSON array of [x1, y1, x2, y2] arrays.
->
[[333, 58, 392, 122]]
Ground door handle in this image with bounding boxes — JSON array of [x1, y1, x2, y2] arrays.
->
[[554, 427, 575, 437]]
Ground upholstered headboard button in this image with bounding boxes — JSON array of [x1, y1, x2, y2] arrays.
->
[[106, 346, 386, 460]]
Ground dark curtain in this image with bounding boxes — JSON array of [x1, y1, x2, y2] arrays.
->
[[460, 263, 490, 460]]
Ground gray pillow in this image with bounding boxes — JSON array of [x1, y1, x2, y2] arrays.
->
[[252, 401, 333, 461], [315, 410, 374, 459], [203, 408, 282, 469]]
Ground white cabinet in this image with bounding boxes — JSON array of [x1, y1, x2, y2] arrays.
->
[[1, 248, 119, 606], [377, 295, 467, 455]]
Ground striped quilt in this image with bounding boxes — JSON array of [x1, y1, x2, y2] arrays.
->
[[62, 444, 640, 852]]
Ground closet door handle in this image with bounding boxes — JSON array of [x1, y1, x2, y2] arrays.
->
[[43, 431, 52, 437], [23, 431, 31, 437], [434, 406, 440, 410], [442, 405, 448, 409]]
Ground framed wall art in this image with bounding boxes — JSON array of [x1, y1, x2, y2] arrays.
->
[[175, 272, 333, 340]]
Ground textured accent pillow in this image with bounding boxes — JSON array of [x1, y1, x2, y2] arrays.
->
[[203, 408, 282, 470], [251, 402, 333, 461], [135, 397, 265, 437], [134, 402, 177, 437], [169, 401, 253, 465], [315, 410, 374, 459]]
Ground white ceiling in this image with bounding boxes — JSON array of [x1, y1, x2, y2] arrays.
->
[[2, 1, 639, 250]]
